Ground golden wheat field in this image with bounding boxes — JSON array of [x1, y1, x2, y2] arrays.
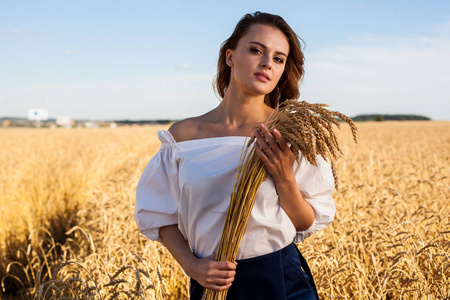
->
[[0, 121, 449, 300]]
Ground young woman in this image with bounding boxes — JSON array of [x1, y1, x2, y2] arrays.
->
[[135, 12, 335, 300]]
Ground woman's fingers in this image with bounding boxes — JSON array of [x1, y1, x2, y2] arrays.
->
[[205, 266, 236, 279], [254, 141, 270, 165], [254, 130, 270, 156], [258, 124, 279, 151], [196, 258, 237, 291], [205, 273, 235, 284], [254, 124, 292, 158], [216, 260, 237, 271], [272, 128, 291, 152], [209, 282, 233, 291], [253, 124, 297, 182]]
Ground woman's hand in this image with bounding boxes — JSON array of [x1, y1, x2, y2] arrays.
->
[[253, 123, 315, 231], [188, 254, 237, 291], [253, 123, 296, 183], [160, 225, 236, 291]]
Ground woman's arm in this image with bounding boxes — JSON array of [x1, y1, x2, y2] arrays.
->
[[159, 225, 237, 291], [253, 124, 315, 231]]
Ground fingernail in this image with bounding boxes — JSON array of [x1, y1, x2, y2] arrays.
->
[[260, 123, 266, 129], [273, 128, 279, 133]]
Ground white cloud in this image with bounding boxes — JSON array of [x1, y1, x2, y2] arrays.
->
[[10, 28, 32, 37], [301, 22, 450, 120], [176, 63, 195, 71], [12, 28, 22, 35], [64, 49, 81, 56]]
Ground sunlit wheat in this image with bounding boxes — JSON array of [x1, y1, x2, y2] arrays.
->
[[1, 122, 448, 299]]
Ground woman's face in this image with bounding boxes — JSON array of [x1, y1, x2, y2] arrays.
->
[[226, 24, 289, 97]]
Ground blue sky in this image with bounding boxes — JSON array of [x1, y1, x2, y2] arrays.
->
[[1, 0, 449, 120]]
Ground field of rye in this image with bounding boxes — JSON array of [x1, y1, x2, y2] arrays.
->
[[0, 121, 449, 299]]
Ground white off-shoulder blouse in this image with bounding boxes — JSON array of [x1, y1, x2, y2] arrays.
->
[[135, 130, 335, 260]]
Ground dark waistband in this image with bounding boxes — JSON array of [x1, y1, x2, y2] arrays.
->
[[235, 243, 297, 265]]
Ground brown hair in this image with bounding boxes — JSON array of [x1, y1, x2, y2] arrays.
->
[[214, 11, 305, 108]]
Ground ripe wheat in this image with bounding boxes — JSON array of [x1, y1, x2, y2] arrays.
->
[[0, 122, 448, 299]]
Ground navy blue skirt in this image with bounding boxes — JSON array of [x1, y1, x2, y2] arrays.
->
[[190, 243, 318, 300]]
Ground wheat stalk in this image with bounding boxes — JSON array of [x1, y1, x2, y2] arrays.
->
[[202, 100, 357, 300]]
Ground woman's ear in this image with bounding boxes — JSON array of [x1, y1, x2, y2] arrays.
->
[[225, 49, 234, 67]]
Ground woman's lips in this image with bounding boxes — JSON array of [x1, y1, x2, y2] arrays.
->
[[254, 72, 270, 82]]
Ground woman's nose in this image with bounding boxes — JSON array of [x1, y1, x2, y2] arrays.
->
[[260, 56, 272, 69]]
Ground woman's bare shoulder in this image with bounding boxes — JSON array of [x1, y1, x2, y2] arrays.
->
[[168, 117, 203, 143]]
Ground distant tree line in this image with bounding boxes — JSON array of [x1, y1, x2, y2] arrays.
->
[[115, 119, 174, 125], [352, 114, 431, 122], [0, 117, 176, 128], [2, 114, 434, 128]]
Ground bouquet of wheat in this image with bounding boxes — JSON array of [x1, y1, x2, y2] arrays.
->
[[201, 100, 357, 300]]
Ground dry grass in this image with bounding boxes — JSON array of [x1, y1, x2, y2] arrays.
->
[[1, 121, 449, 299], [0, 126, 188, 299], [303, 121, 450, 299]]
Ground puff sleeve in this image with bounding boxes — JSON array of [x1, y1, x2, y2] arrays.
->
[[293, 155, 336, 242], [135, 131, 180, 243]]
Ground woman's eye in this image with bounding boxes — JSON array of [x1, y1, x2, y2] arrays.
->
[[274, 57, 284, 64], [250, 48, 262, 54]]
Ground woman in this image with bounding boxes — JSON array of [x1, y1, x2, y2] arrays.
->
[[135, 12, 335, 300]]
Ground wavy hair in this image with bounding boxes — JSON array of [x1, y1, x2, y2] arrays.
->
[[214, 12, 305, 108]]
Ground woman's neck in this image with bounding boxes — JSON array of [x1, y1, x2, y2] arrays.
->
[[211, 91, 273, 129]]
